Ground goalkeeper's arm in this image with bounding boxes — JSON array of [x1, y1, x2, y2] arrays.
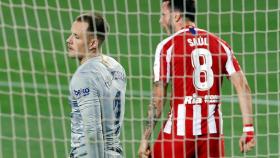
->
[[230, 71, 255, 153], [75, 75, 105, 158], [138, 81, 168, 158]]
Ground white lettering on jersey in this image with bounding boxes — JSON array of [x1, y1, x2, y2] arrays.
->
[[183, 95, 220, 104], [187, 36, 209, 47], [174, 95, 221, 136], [205, 95, 220, 103], [183, 96, 203, 104]]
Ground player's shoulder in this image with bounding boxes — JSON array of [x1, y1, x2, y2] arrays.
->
[[77, 55, 118, 70], [155, 29, 189, 55], [72, 56, 105, 80], [71, 62, 96, 83], [157, 28, 191, 47], [76, 58, 100, 74], [101, 55, 126, 75], [101, 55, 122, 68], [71, 57, 108, 87], [155, 36, 173, 52], [78, 55, 126, 80]]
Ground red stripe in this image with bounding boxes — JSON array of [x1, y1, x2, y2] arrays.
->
[[244, 124, 253, 127]]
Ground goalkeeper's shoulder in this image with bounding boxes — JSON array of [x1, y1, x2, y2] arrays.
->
[[102, 55, 126, 75]]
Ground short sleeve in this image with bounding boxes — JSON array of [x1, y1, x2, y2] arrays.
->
[[153, 39, 173, 83], [219, 40, 241, 76]]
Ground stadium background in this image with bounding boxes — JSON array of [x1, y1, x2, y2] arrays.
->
[[0, 0, 279, 157]]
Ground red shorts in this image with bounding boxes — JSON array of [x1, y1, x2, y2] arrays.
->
[[152, 131, 224, 158]]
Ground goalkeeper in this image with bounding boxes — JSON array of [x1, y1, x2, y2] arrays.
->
[[66, 13, 126, 158]]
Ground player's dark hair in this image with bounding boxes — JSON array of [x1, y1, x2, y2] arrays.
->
[[76, 13, 108, 45], [163, 0, 196, 22]]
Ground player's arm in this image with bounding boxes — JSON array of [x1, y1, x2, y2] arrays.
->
[[73, 74, 105, 158], [230, 71, 255, 152], [138, 80, 167, 158], [143, 80, 167, 140]]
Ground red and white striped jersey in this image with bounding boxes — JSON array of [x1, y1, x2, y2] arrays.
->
[[153, 26, 241, 136]]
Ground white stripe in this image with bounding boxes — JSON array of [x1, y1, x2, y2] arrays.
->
[[219, 40, 236, 75], [153, 38, 169, 82], [243, 126, 254, 132], [177, 104, 186, 136], [193, 105, 202, 135], [166, 45, 173, 83], [208, 104, 217, 134], [163, 113, 172, 134], [218, 104, 223, 134], [153, 28, 189, 82]]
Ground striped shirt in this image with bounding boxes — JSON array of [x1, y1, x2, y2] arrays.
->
[[154, 26, 241, 137]]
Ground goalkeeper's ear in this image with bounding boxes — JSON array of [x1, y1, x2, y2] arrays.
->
[[88, 38, 99, 51]]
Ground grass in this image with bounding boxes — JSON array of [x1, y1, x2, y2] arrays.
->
[[0, 0, 279, 157]]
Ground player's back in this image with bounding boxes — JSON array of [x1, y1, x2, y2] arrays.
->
[[155, 27, 240, 136], [93, 55, 127, 155], [172, 28, 234, 136], [172, 28, 232, 97]]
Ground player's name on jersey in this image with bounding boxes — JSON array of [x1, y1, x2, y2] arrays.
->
[[183, 95, 220, 104], [187, 36, 208, 47]]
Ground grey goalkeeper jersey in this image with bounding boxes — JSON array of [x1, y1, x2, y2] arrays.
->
[[69, 55, 126, 158]]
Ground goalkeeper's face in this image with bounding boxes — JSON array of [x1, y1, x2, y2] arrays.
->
[[66, 21, 96, 59]]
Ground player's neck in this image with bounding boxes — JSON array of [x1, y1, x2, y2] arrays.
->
[[79, 50, 101, 65], [175, 21, 195, 32]]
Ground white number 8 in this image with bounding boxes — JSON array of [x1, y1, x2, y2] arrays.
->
[[191, 48, 214, 91]]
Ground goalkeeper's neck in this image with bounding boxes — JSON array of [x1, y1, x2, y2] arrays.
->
[[79, 49, 102, 65]]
